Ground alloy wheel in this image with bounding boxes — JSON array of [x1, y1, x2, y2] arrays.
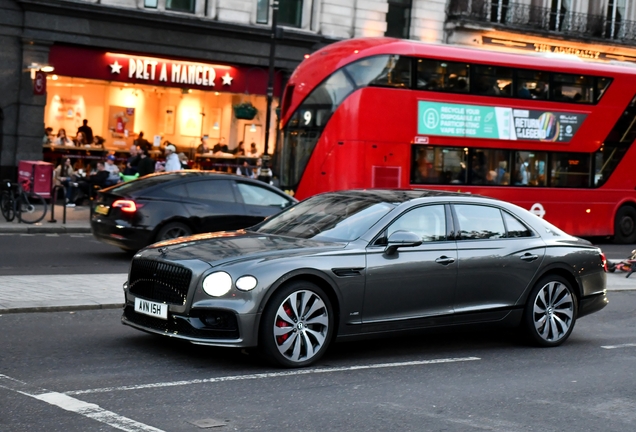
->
[[163, 227, 188, 239], [532, 281, 574, 343]]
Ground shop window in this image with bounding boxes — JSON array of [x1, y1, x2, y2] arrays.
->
[[513, 151, 548, 186], [469, 149, 511, 185], [416, 59, 470, 92], [166, 0, 195, 13], [278, 0, 303, 28], [515, 70, 549, 99], [454, 205, 506, 240], [144, 0, 158, 8], [551, 73, 594, 103], [411, 146, 467, 185], [550, 153, 591, 188], [472, 65, 513, 97], [385, 0, 412, 39], [257, 0, 269, 24]]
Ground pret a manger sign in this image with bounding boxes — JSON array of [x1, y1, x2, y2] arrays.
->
[[106, 53, 235, 88]]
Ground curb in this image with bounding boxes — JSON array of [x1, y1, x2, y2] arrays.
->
[[0, 225, 91, 234], [0, 303, 123, 314]]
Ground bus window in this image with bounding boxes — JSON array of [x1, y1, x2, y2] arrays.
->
[[596, 77, 612, 102], [411, 146, 467, 185], [469, 149, 511, 185], [365, 55, 411, 88], [551, 73, 594, 103], [513, 151, 548, 186], [516, 70, 549, 99], [472, 65, 513, 97], [550, 153, 591, 187], [416, 59, 470, 92]]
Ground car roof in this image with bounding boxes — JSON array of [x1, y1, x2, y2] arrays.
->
[[317, 188, 488, 204]]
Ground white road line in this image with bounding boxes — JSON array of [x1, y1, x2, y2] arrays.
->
[[66, 356, 480, 396], [601, 343, 636, 349], [0, 374, 164, 432]]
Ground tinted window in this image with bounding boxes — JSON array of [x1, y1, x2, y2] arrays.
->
[[550, 153, 591, 188], [185, 180, 235, 202], [237, 183, 289, 207], [110, 173, 183, 195], [513, 151, 548, 186], [346, 55, 411, 88], [516, 69, 550, 100], [161, 184, 187, 197], [470, 149, 512, 185], [416, 59, 470, 92], [472, 65, 513, 97], [503, 212, 534, 238], [411, 146, 467, 185], [454, 205, 505, 240], [552, 73, 594, 103], [387, 205, 447, 242]]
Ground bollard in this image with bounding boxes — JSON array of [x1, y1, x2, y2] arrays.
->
[[48, 185, 67, 224]]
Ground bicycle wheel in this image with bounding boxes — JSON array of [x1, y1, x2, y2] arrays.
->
[[0, 192, 15, 222], [17, 192, 47, 224]]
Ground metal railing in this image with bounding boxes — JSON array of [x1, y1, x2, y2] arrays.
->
[[448, 1, 636, 44]]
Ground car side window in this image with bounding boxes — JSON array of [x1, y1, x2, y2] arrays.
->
[[502, 211, 534, 237], [454, 204, 505, 240], [160, 184, 187, 198], [385, 205, 447, 243], [185, 180, 236, 202], [237, 182, 290, 207]]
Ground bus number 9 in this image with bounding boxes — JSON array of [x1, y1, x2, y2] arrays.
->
[[303, 110, 313, 126]]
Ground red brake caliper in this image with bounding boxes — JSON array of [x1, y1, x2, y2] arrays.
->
[[276, 302, 293, 345]]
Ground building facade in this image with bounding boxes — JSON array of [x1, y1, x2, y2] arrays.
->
[[1, 0, 635, 179]]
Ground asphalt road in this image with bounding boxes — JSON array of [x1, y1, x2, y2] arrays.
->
[[1, 290, 635, 432]]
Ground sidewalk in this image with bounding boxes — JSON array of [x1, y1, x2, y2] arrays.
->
[[0, 204, 91, 233], [0, 272, 633, 315]]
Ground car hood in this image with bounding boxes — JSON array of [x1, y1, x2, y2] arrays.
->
[[141, 230, 346, 266]]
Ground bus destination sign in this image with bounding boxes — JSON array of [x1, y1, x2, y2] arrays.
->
[[417, 101, 586, 142]]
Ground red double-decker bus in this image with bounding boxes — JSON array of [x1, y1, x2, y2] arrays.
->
[[276, 37, 636, 242]]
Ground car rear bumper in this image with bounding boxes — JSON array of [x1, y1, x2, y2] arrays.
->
[[579, 291, 609, 318], [91, 217, 152, 250]]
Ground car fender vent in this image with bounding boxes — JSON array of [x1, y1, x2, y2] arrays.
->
[[332, 268, 364, 277]]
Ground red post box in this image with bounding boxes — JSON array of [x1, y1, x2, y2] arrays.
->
[[18, 161, 54, 199]]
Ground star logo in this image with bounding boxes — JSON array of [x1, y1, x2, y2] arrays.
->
[[221, 72, 233, 86], [109, 60, 123, 74]]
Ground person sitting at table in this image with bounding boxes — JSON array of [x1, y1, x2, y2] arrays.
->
[[178, 153, 190, 169], [75, 131, 88, 147], [137, 146, 155, 177], [77, 161, 109, 200], [77, 119, 94, 144], [232, 141, 246, 156], [43, 127, 53, 145], [104, 155, 121, 186], [55, 128, 74, 146], [247, 142, 259, 157], [54, 157, 77, 207], [124, 145, 140, 175], [196, 136, 210, 154], [236, 160, 256, 178]]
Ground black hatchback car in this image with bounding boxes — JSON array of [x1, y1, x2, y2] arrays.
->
[[91, 172, 296, 251]]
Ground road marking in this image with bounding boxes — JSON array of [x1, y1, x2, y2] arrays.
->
[[601, 343, 636, 349], [0, 374, 164, 432], [65, 357, 480, 396]]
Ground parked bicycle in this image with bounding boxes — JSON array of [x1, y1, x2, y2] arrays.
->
[[0, 179, 47, 224]]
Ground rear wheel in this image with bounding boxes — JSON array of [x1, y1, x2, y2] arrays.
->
[[1, 192, 15, 222], [155, 222, 192, 242], [523, 275, 577, 347], [259, 281, 334, 368], [17, 192, 47, 224], [614, 206, 636, 244]]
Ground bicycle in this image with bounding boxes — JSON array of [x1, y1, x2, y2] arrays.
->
[[0, 179, 47, 224]]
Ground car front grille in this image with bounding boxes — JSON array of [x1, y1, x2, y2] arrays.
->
[[129, 259, 192, 305], [123, 306, 240, 340]]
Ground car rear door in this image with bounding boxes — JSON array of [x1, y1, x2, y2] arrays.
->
[[363, 204, 457, 324], [451, 203, 546, 316], [182, 179, 247, 232], [234, 181, 294, 227]]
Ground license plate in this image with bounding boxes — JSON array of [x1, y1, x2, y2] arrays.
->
[[94, 205, 110, 215], [134, 297, 168, 320]]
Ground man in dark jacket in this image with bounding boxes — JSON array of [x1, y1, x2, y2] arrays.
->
[[77, 161, 109, 199], [136, 146, 155, 177], [77, 119, 94, 144]]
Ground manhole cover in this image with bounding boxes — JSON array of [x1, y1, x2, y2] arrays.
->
[[187, 418, 227, 428]]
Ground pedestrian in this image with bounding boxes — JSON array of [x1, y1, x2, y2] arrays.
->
[[196, 136, 210, 154], [54, 157, 77, 207], [137, 146, 155, 177], [236, 160, 255, 178], [104, 155, 121, 186], [178, 153, 190, 169], [77, 119, 94, 144], [77, 162, 109, 199], [124, 145, 140, 175], [164, 144, 181, 172]]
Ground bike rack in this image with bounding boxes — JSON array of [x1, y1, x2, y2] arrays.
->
[[48, 185, 67, 224]]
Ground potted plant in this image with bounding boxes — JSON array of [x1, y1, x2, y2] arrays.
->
[[233, 102, 258, 120]]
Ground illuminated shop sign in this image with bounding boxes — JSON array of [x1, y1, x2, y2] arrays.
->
[[417, 101, 586, 142]]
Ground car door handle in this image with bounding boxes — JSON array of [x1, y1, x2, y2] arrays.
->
[[435, 256, 455, 265], [520, 253, 539, 262]]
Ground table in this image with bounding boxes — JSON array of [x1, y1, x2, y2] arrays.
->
[[195, 153, 259, 172], [43, 145, 131, 168]]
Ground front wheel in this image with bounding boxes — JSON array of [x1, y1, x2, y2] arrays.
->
[[17, 192, 47, 224], [0, 192, 15, 222], [260, 281, 334, 368], [523, 275, 577, 347]]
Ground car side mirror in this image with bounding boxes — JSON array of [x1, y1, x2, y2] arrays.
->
[[384, 230, 422, 255]]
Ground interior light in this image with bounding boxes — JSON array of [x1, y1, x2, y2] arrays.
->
[[213, 122, 219, 130], [112, 200, 137, 213], [40, 65, 55, 73], [304, 54, 310, 59], [214, 92, 219, 96], [51, 75, 58, 80], [250, 123, 257, 133]]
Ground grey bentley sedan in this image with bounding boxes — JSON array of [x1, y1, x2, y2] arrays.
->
[[122, 190, 608, 367]]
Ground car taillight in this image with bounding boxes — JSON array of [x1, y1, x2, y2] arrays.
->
[[599, 251, 608, 272], [112, 200, 137, 213]]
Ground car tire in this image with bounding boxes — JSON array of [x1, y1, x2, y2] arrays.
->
[[523, 275, 577, 347], [155, 222, 192, 242], [614, 206, 636, 244], [259, 281, 334, 368]]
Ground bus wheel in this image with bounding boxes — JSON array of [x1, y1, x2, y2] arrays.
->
[[614, 206, 636, 244]]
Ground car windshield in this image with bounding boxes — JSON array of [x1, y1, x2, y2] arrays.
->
[[255, 194, 395, 241]]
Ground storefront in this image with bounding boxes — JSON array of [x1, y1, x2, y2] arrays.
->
[[43, 45, 283, 168]]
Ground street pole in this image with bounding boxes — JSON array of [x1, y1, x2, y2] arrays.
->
[[259, 0, 278, 184]]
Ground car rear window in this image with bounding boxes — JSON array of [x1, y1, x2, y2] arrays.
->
[[110, 174, 185, 195]]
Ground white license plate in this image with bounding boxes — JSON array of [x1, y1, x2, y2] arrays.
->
[[134, 298, 168, 320]]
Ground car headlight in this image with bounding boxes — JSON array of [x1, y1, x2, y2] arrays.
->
[[236, 275, 258, 291], [202, 272, 232, 297]]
